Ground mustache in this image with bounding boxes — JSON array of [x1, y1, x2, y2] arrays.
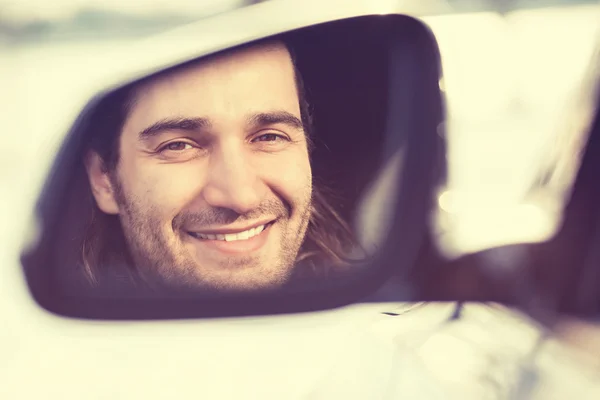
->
[[172, 199, 291, 229]]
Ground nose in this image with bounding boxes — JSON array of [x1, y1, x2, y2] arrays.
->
[[201, 145, 264, 214]]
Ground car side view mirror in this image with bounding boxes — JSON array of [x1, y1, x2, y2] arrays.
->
[[20, 13, 446, 319]]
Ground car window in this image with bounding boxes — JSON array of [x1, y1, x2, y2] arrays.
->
[[422, 3, 600, 256]]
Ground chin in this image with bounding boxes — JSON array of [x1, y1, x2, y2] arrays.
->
[[152, 261, 292, 295]]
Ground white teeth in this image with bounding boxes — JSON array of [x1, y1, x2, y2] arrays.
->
[[192, 224, 267, 241]]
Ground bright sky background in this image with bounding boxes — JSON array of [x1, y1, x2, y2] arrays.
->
[[0, 0, 247, 22]]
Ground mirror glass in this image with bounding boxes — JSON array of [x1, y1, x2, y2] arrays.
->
[[21, 15, 444, 316]]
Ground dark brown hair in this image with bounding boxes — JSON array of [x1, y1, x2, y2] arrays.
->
[[81, 39, 361, 287]]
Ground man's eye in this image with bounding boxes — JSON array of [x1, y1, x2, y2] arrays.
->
[[252, 133, 288, 142], [159, 141, 193, 152]]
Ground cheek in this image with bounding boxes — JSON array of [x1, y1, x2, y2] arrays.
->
[[120, 160, 206, 217], [260, 151, 312, 203]]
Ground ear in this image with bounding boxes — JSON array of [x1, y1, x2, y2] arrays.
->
[[84, 151, 120, 215]]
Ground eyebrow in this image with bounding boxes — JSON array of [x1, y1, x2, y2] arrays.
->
[[247, 111, 304, 132], [137, 111, 304, 141], [138, 117, 211, 140]]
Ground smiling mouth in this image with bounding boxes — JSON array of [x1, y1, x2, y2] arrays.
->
[[187, 222, 274, 242]]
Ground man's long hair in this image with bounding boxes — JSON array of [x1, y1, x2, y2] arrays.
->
[[81, 41, 361, 287]]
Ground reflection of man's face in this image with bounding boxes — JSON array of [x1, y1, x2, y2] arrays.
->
[[88, 42, 313, 292]]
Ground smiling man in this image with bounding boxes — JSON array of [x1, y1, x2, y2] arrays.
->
[[82, 39, 357, 295]]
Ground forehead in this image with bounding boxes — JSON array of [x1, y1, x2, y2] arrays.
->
[[125, 41, 300, 125]]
